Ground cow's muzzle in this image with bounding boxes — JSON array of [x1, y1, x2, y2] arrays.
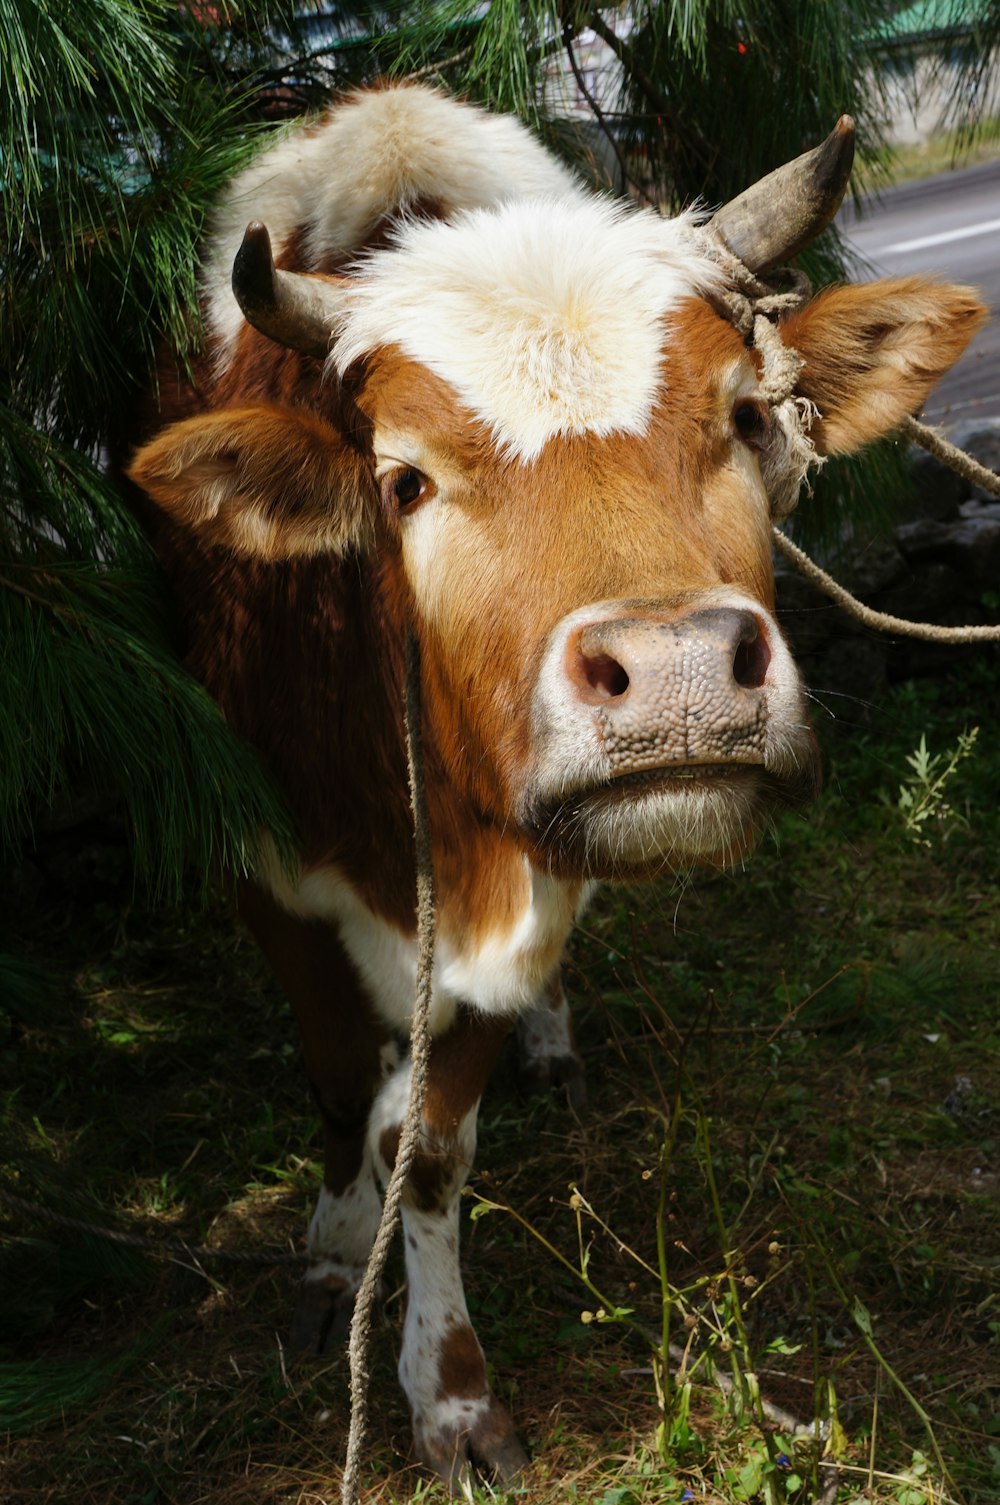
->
[[522, 596, 817, 877], [570, 608, 771, 768]]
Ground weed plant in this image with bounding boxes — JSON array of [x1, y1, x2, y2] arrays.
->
[[1, 660, 998, 1503]]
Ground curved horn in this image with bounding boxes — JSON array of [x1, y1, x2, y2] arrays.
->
[[232, 222, 342, 358], [707, 115, 855, 274]]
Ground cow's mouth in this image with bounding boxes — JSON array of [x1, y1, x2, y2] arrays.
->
[[524, 758, 815, 880], [534, 761, 762, 821], [598, 763, 760, 793]]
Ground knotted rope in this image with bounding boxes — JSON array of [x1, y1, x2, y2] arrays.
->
[[698, 229, 1000, 644], [700, 232, 824, 523], [341, 628, 437, 1505]]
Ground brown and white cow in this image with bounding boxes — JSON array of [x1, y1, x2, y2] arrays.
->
[[128, 85, 984, 1487]]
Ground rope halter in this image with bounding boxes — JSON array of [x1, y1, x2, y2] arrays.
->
[[695, 231, 1000, 644], [698, 230, 824, 522]]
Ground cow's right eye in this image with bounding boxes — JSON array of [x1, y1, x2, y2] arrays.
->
[[381, 467, 429, 513]]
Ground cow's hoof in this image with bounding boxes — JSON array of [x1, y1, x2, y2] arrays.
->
[[416, 1396, 529, 1495], [288, 1268, 362, 1354], [518, 1052, 588, 1111]]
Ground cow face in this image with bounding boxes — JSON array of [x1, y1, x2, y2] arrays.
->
[[130, 199, 984, 882], [348, 288, 804, 879]]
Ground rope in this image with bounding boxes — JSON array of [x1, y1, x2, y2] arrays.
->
[[699, 232, 822, 520], [902, 413, 1000, 500], [697, 230, 1000, 641], [341, 627, 437, 1505], [700, 232, 812, 402], [701, 232, 814, 342], [773, 527, 1000, 642], [0, 1186, 308, 1265]]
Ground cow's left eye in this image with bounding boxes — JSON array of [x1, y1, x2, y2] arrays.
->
[[381, 467, 430, 513], [732, 399, 770, 451]]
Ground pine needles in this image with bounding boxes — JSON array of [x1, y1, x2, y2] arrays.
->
[[0, 1323, 164, 1434], [0, 3, 304, 903], [0, 558, 295, 901]]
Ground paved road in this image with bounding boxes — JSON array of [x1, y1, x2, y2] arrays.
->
[[838, 157, 1000, 425]]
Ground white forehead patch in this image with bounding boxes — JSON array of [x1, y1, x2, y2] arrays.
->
[[330, 198, 724, 461], [202, 85, 582, 357]]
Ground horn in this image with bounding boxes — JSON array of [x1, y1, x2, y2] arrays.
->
[[707, 115, 856, 274], [231, 222, 341, 358]]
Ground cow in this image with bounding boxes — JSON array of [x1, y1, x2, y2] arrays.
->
[[127, 84, 985, 1488]]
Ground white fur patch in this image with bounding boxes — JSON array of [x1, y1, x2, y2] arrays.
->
[[307, 1175, 382, 1268], [254, 840, 577, 1025], [369, 1058, 416, 1175], [203, 83, 723, 460], [516, 978, 577, 1068], [439, 861, 576, 1010], [202, 84, 582, 355], [331, 198, 723, 460]]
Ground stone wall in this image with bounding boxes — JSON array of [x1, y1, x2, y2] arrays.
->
[[775, 422, 1000, 710]]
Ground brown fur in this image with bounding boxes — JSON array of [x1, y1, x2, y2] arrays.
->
[[782, 277, 987, 454], [237, 880, 392, 1195], [129, 403, 377, 559], [379, 1013, 510, 1212], [436, 1322, 488, 1402]]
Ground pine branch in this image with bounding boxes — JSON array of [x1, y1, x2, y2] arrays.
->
[[586, 9, 674, 123], [0, 560, 296, 901], [562, 24, 645, 202]]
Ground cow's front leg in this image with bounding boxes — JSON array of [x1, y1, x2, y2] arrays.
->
[[372, 1008, 528, 1492], [238, 881, 394, 1351]]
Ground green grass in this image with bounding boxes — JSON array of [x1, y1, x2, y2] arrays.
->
[[854, 116, 1000, 194], [1, 660, 998, 1504]]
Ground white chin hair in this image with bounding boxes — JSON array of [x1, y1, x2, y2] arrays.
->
[[573, 782, 760, 873]]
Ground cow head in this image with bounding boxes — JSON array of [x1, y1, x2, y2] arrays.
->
[[130, 125, 985, 882]]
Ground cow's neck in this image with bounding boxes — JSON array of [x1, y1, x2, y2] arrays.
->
[[164, 532, 582, 1011]]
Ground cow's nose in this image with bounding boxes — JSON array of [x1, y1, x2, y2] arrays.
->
[[572, 608, 771, 701], [568, 608, 772, 766]]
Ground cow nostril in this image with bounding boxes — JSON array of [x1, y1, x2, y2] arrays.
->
[[732, 627, 771, 689], [580, 651, 630, 701]]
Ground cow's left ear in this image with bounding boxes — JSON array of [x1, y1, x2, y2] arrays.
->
[[780, 277, 987, 455], [127, 403, 375, 559]]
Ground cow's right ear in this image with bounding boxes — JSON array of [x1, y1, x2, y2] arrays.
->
[[127, 404, 376, 559]]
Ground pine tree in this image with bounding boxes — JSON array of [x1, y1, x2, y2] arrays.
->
[[2, 1, 996, 998], [0, 1, 389, 993]]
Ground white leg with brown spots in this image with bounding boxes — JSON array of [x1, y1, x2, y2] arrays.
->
[[289, 1038, 400, 1353], [399, 1167, 527, 1485], [370, 1041, 527, 1492], [290, 1149, 385, 1350]]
